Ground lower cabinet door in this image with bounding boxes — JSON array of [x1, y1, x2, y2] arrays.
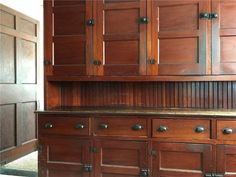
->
[[94, 140, 149, 177], [152, 142, 213, 177], [217, 145, 236, 177], [39, 137, 92, 177]]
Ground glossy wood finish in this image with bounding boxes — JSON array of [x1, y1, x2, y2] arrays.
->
[[212, 0, 236, 74], [217, 145, 236, 176], [151, 0, 209, 75], [94, 140, 148, 177], [38, 115, 91, 136], [0, 4, 38, 164], [49, 81, 236, 109], [94, 117, 147, 137], [152, 142, 213, 177], [39, 137, 92, 177], [94, 0, 147, 76], [152, 119, 210, 139]]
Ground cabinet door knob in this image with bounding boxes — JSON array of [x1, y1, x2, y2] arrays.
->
[[75, 124, 85, 129], [200, 12, 210, 19], [99, 123, 108, 129], [215, 173, 224, 177], [195, 126, 205, 133], [86, 19, 95, 26], [132, 124, 143, 131], [44, 123, 53, 129], [83, 164, 92, 172], [157, 125, 168, 132], [210, 13, 218, 19], [204, 173, 212, 177], [139, 17, 148, 24], [222, 128, 234, 135], [140, 169, 149, 176]]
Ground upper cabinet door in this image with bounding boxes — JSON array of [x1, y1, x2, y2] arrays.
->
[[50, 0, 93, 76], [94, 0, 147, 76], [151, 0, 209, 75], [212, 0, 236, 75]]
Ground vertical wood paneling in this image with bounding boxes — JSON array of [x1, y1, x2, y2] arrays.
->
[[60, 81, 236, 109]]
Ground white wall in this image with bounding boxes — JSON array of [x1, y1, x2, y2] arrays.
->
[[0, 0, 44, 109]]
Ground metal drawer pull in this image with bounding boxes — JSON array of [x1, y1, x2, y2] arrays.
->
[[83, 164, 92, 172], [222, 128, 234, 135], [99, 123, 108, 129], [132, 124, 143, 131], [75, 124, 85, 129], [157, 125, 168, 132], [195, 126, 205, 133], [44, 123, 53, 129]]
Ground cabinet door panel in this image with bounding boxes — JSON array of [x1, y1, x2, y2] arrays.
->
[[94, 140, 148, 177], [39, 137, 92, 177], [50, 0, 92, 76], [94, 0, 147, 76], [217, 145, 236, 176], [212, 0, 236, 74], [150, 0, 209, 75], [152, 142, 213, 177]]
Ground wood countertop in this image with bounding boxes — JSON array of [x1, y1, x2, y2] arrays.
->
[[36, 107, 236, 117]]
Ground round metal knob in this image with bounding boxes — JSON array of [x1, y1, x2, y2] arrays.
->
[[75, 124, 85, 129], [157, 125, 168, 132], [44, 123, 53, 129], [195, 126, 205, 133], [132, 124, 143, 131], [211, 13, 218, 19], [99, 123, 108, 129], [222, 128, 234, 135]]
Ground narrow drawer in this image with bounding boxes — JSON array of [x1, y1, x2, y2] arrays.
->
[[152, 119, 210, 139], [94, 117, 148, 137], [38, 115, 90, 136], [217, 120, 236, 140]]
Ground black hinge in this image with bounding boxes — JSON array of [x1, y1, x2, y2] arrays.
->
[[149, 149, 157, 156], [44, 59, 52, 65], [89, 147, 98, 153], [38, 144, 43, 154]]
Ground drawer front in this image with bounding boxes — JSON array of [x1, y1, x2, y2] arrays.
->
[[94, 117, 148, 137], [152, 119, 210, 139], [38, 116, 90, 136], [217, 120, 236, 140]]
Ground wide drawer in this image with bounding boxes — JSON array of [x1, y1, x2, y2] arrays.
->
[[217, 120, 236, 140], [152, 119, 210, 139], [38, 115, 90, 136], [94, 117, 148, 137]]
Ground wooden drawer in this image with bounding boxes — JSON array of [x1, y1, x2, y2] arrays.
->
[[152, 119, 210, 139], [94, 117, 148, 137], [38, 115, 90, 136], [217, 120, 236, 140]]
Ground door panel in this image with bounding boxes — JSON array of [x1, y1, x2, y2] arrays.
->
[[217, 145, 236, 176], [94, 140, 148, 177], [0, 5, 38, 165], [39, 137, 92, 177], [51, 0, 92, 75], [94, 0, 147, 76], [212, 0, 236, 74], [152, 142, 213, 177], [150, 0, 209, 75]]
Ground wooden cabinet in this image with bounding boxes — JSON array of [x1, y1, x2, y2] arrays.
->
[[152, 142, 213, 177], [39, 137, 92, 177], [94, 139, 149, 177], [45, 0, 236, 77], [150, 0, 236, 76]]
